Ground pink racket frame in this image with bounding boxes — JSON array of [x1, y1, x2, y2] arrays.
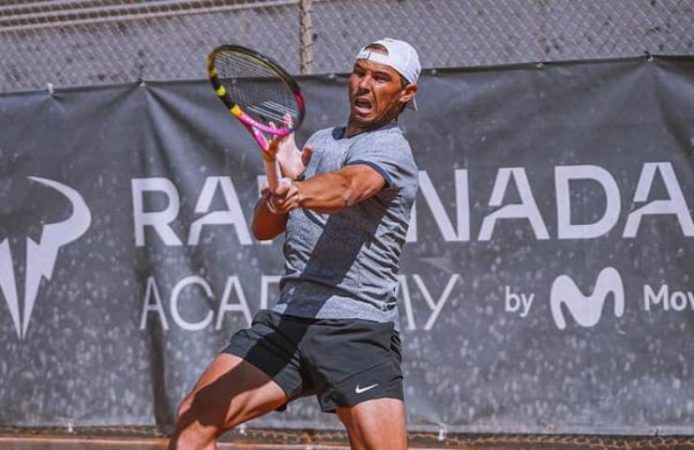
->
[[208, 45, 306, 192]]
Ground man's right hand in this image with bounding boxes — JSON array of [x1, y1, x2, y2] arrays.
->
[[271, 115, 313, 180], [265, 178, 301, 215]]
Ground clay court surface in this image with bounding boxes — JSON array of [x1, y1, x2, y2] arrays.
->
[[0, 440, 348, 450], [3, 432, 694, 450]]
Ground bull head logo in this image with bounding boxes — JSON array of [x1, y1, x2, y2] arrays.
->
[[0, 177, 91, 339]]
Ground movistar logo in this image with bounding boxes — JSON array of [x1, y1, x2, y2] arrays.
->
[[550, 267, 625, 330], [0, 177, 91, 339]]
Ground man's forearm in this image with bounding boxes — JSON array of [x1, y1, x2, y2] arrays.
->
[[294, 167, 384, 214], [252, 196, 288, 240]]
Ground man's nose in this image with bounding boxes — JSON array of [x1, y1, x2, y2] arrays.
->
[[357, 75, 372, 90]]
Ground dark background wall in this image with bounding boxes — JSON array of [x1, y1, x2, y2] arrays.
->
[[1, 58, 693, 434]]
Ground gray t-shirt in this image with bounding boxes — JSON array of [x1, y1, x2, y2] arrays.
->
[[271, 124, 419, 329]]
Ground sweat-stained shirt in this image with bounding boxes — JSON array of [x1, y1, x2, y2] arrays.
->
[[271, 124, 419, 330]]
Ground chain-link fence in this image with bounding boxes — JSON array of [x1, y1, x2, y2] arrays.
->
[[1, 0, 693, 92]]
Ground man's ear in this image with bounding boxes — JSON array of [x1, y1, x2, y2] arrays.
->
[[399, 84, 418, 105]]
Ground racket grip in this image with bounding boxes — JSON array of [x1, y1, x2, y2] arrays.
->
[[263, 156, 282, 192]]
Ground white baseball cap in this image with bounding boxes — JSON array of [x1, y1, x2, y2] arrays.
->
[[356, 38, 421, 111]]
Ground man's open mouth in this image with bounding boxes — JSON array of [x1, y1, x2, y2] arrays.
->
[[353, 97, 373, 114]]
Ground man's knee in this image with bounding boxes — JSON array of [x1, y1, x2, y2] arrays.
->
[[172, 392, 223, 446], [337, 399, 407, 450]]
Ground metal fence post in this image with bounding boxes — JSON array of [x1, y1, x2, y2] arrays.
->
[[299, 0, 314, 75]]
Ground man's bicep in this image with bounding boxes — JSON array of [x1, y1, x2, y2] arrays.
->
[[343, 141, 414, 191], [338, 164, 387, 202], [344, 159, 393, 188]]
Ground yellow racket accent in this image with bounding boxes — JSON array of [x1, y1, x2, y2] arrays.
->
[[216, 85, 226, 97], [230, 104, 242, 118]]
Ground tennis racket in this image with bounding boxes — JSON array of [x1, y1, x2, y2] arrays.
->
[[207, 45, 306, 190]]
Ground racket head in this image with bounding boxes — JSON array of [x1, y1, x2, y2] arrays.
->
[[207, 45, 305, 137]]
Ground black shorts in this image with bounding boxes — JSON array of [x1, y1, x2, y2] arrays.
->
[[222, 310, 403, 412]]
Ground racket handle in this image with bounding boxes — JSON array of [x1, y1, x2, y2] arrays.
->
[[263, 156, 282, 191], [241, 119, 282, 191]]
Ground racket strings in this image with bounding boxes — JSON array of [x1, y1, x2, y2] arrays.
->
[[213, 51, 300, 125]]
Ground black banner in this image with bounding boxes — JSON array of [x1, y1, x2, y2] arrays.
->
[[1, 57, 693, 434]]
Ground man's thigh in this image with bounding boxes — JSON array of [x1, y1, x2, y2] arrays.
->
[[175, 353, 288, 434], [304, 318, 403, 413], [337, 398, 407, 450], [173, 310, 310, 443]]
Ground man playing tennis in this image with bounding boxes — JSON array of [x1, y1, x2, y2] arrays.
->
[[171, 38, 420, 450]]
